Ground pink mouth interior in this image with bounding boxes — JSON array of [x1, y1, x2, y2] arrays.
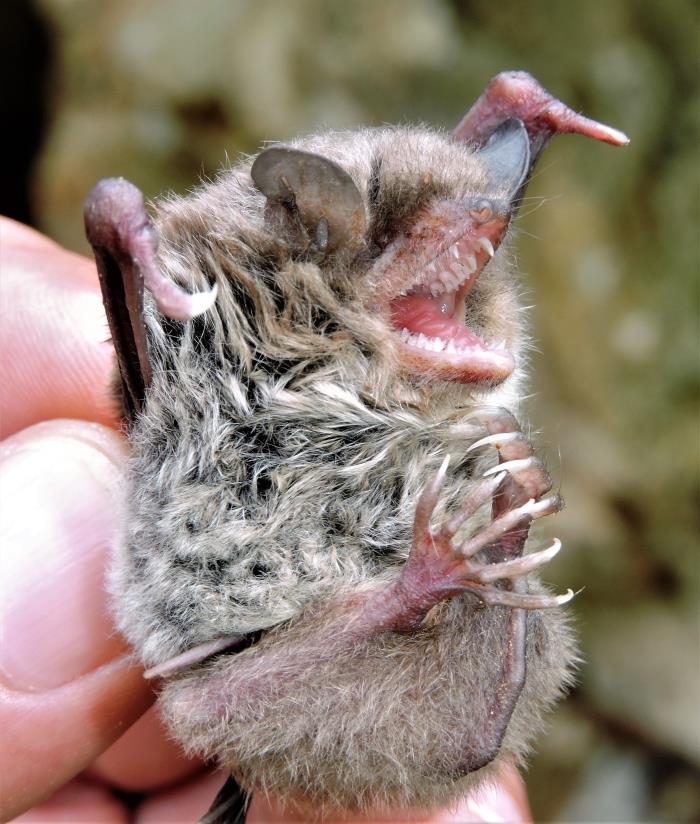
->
[[390, 283, 480, 349], [373, 201, 515, 379]]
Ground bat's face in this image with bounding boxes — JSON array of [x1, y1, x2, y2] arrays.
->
[[249, 125, 526, 397]]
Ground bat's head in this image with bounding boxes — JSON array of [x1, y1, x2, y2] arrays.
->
[[141, 72, 626, 414], [232, 71, 627, 401], [251, 125, 523, 393]]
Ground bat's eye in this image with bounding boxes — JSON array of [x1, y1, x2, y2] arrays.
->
[[470, 199, 493, 222]]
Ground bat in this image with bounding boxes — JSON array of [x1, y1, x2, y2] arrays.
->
[[84, 71, 628, 821]]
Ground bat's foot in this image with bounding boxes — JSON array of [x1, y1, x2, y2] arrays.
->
[[391, 409, 572, 632]]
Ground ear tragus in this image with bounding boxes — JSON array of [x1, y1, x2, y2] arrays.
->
[[251, 147, 366, 257]]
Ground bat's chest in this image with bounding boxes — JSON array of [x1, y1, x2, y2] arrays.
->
[[118, 405, 434, 658]]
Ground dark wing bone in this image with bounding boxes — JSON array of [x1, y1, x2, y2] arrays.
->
[[84, 177, 217, 422]]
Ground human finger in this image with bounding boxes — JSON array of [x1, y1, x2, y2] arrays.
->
[[86, 705, 202, 792], [0, 218, 116, 439], [0, 420, 153, 820], [11, 778, 130, 823], [134, 770, 229, 824]]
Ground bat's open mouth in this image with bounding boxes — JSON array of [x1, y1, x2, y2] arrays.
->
[[372, 199, 516, 385]]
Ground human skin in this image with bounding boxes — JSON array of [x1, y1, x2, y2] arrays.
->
[[0, 216, 530, 823]]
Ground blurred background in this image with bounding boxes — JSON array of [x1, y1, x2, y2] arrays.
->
[[3, 0, 698, 821]]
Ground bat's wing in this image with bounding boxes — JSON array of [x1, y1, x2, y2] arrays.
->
[[454, 70, 628, 194], [454, 70, 629, 151], [84, 179, 243, 817], [84, 177, 217, 423]]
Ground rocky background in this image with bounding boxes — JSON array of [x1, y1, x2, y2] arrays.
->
[[4, 0, 698, 821]]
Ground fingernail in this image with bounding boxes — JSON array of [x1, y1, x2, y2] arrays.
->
[[0, 421, 127, 691]]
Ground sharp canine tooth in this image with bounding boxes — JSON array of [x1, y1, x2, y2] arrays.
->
[[479, 237, 495, 257]]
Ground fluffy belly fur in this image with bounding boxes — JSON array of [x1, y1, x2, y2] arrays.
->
[[159, 592, 575, 811]]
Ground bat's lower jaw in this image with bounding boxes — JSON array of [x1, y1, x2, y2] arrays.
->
[[393, 334, 515, 385]]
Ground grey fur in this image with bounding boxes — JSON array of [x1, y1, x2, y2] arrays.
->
[[108, 126, 575, 812]]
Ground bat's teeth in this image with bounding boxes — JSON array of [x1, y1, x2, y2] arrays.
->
[[398, 329, 451, 352], [439, 272, 454, 292], [464, 254, 477, 271], [478, 237, 495, 258], [445, 340, 457, 354]]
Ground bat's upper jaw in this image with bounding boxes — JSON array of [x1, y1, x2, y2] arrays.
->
[[369, 199, 516, 385]]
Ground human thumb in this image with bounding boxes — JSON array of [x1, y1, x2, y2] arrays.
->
[[0, 420, 153, 821]]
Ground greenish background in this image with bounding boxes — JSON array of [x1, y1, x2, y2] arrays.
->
[[7, 0, 699, 820]]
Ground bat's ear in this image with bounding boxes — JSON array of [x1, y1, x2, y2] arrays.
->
[[251, 147, 366, 257], [474, 118, 531, 202]]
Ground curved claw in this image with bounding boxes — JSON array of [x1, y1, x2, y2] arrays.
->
[[414, 455, 450, 537], [143, 633, 246, 680], [467, 431, 522, 452], [483, 456, 538, 478], [463, 584, 575, 610], [456, 493, 562, 561], [472, 538, 562, 583], [441, 472, 506, 540]]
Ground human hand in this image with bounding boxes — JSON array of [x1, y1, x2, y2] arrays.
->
[[0, 217, 532, 823]]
